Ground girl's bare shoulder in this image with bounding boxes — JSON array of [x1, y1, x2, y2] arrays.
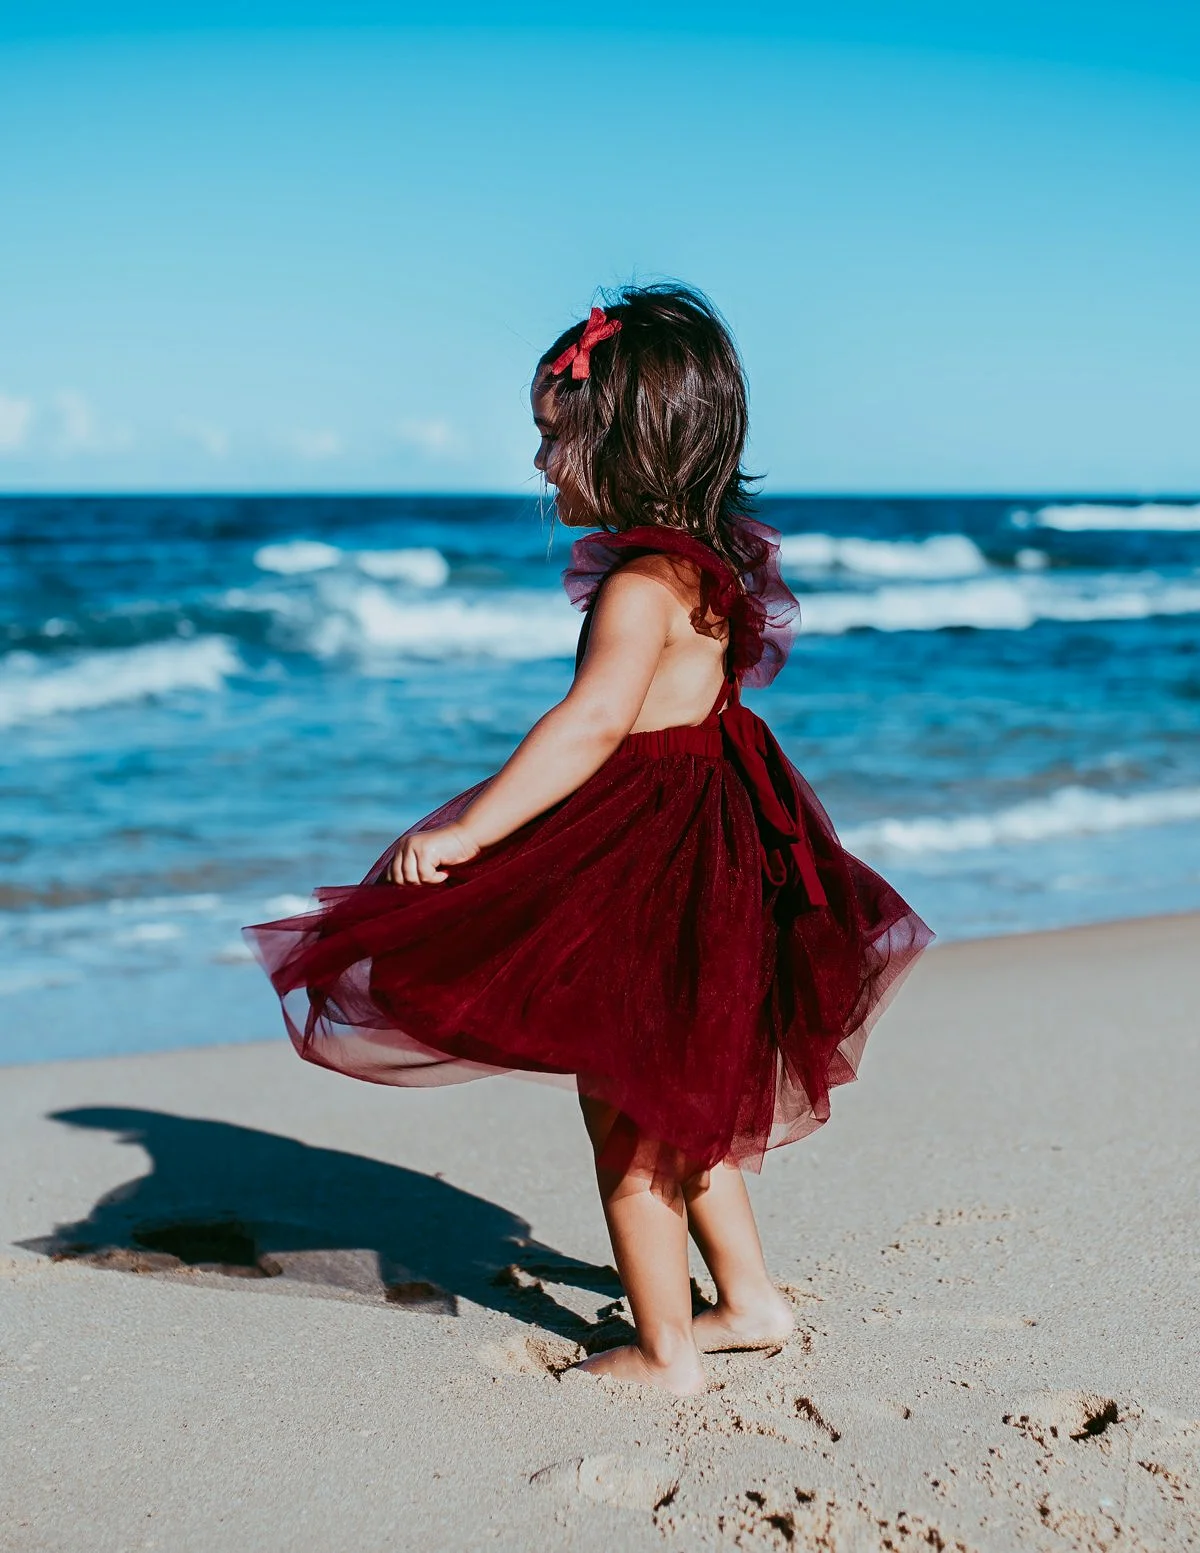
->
[[610, 553, 726, 640], [613, 551, 704, 607]]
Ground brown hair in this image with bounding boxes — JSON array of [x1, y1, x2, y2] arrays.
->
[[537, 283, 760, 577]]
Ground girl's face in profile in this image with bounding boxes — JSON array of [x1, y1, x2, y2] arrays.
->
[[532, 372, 586, 526]]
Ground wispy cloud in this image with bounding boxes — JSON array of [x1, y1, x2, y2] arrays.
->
[[0, 393, 34, 453], [51, 390, 132, 455], [177, 418, 231, 459], [287, 428, 343, 461], [396, 418, 463, 459]]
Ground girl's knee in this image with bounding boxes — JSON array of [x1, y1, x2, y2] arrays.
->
[[578, 1092, 619, 1151], [600, 1167, 686, 1212]]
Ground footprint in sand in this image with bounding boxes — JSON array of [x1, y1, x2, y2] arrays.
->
[[674, 1376, 842, 1449], [711, 1486, 977, 1553], [529, 1454, 678, 1511], [1136, 1412, 1200, 1496], [776, 1281, 824, 1307], [476, 1335, 582, 1377], [1002, 1389, 1126, 1454], [993, 1395, 1200, 1546]]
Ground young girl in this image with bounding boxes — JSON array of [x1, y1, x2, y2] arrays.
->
[[246, 284, 932, 1396]]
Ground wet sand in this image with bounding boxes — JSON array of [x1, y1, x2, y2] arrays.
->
[[2, 912, 1198, 1551]]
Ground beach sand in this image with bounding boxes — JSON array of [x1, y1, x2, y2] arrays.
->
[[2, 913, 1197, 1552]]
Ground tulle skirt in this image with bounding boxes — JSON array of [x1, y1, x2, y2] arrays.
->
[[246, 717, 933, 1179]]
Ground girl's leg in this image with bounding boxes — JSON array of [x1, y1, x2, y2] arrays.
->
[[574, 1097, 706, 1394], [684, 1162, 795, 1351]]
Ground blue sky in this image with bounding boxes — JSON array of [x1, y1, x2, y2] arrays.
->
[[1, 5, 1198, 493]]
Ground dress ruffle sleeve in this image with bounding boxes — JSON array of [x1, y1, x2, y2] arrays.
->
[[562, 515, 799, 688]]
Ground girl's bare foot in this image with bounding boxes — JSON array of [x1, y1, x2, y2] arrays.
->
[[572, 1341, 707, 1395], [692, 1288, 795, 1353]]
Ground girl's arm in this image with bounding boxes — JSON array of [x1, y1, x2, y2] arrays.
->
[[391, 567, 673, 884]]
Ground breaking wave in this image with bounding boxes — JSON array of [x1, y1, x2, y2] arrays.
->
[[1020, 502, 1200, 532], [253, 539, 450, 586], [844, 783, 1200, 856], [303, 585, 579, 660], [354, 548, 450, 586], [779, 532, 988, 579], [0, 637, 241, 725], [796, 574, 1200, 635]]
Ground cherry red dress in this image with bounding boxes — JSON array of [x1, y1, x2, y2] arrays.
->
[[245, 518, 933, 1178]]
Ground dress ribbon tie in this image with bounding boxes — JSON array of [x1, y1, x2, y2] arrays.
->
[[718, 698, 829, 909]]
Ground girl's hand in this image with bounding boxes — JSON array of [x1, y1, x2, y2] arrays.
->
[[388, 823, 481, 886]]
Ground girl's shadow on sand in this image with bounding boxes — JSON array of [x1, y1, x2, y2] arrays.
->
[[22, 1107, 626, 1344]]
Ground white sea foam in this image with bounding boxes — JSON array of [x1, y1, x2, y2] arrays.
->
[[213, 940, 257, 963], [264, 893, 317, 916], [796, 575, 1200, 635], [115, 922, 183, 944], [1029, 578, 1200, 624], [253, 539, 452, 587], [779, 532, 987, 579], [844, 784, 1200, 857], [253, 539, 342, 574], [0, 637, 240, 725], [1023, 502, 1200, 532], [355, 547, 450, 587], [306, 584, 580, 661]]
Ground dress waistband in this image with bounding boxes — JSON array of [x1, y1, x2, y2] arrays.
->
[[617, 724, 724, 759]]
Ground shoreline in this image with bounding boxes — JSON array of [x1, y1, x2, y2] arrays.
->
[[3, 909, 1198, 1550], [4, 904, 1198, 1074]]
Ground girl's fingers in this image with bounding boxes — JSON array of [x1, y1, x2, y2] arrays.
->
[[416, 840, 449, 883], [388, 839, 420, 885], [389, 833, 454, 885], [406, 840, 450, 885]]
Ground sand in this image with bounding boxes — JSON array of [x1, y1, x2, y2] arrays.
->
[[2, 912, 1198, 1552]]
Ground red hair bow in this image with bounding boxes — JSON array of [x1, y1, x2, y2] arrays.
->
[[549, 306, 622, 381]]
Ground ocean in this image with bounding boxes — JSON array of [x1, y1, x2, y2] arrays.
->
[[2, 493, 1198, 1065]]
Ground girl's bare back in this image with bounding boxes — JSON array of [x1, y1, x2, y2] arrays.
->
[[620, 554, 731, 734]]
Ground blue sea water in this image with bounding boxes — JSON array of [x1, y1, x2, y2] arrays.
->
[[2, 493, 1199, 1065]]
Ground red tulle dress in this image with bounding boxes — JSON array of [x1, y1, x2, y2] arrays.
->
[[245, 518, 933, 1178]]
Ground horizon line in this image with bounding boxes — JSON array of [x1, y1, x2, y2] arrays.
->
[[2, 489, 1198, 503]]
